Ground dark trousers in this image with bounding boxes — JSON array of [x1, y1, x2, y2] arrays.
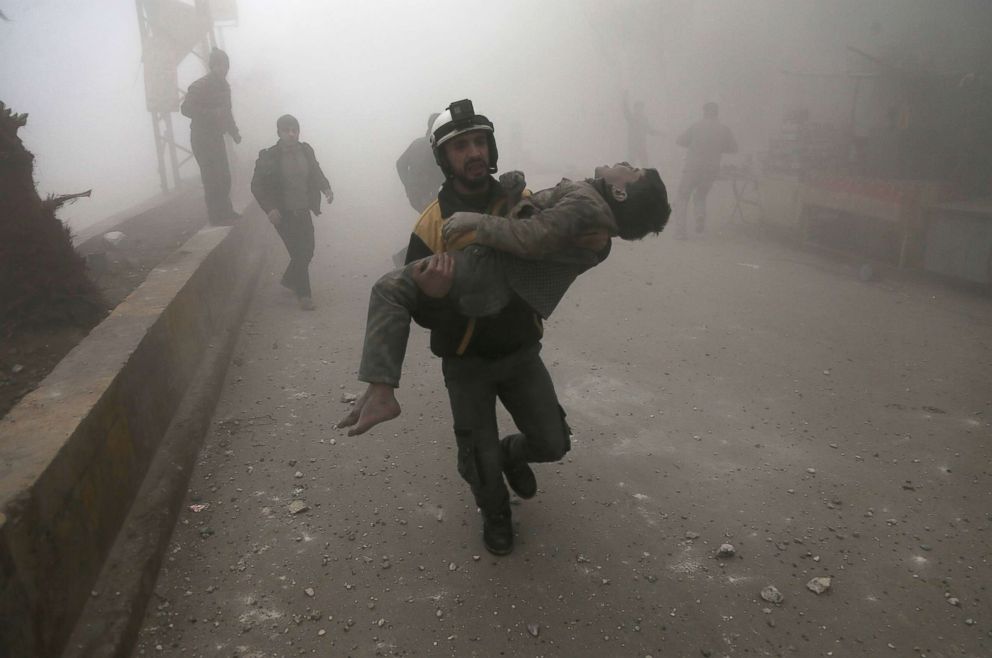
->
[[275, 209, 315, 298], [191, 131, 234, 224], [442, 343, 571, 516]]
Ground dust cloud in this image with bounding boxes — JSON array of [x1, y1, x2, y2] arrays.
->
[[2, 1, 989, 236]]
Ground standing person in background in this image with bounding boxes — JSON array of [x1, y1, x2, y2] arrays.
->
[[396, 113, 445, 213], [622, 90, 662, 167], [181, 48, 242, 226], [250, 115, 333, 311], [673, 101, 738, 239]]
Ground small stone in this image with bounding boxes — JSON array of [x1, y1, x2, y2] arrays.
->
[[329, 438, 337, 446], [341, 393, 358, 403], [527, 623, 540, 637], [964, 618, 975, 626], [304, 587, 315, 597], [294, 471, 304, 479], [472, 555, 481, 561], [717, 543, 736, 558], [947, 597, 960, 607], [317, 629, 326, 636], [288, 500, 309, 515], [448, 562, 457, 571], [11, 364, 24, 374], [806, 467, 817, 474], [760, 585, 784, 604], [806, 576, 832, 594], [685, 531, 700, 540]]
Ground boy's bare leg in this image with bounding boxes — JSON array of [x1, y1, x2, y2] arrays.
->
[[337, 383, 401, 436]]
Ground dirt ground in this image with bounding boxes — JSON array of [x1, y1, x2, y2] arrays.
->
[[132, 194, 990, 658], [0, 191, 206, 418]]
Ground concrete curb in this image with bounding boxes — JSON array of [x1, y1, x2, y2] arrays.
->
[[0, 209, 268, 657]]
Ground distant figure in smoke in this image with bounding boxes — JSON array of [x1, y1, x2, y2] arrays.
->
[[181, 48, 242, 226], [673, 102, 737, 239], [250, 115, 333, 311], [622, 90, 662, 166], [396, 113, 445, 213]]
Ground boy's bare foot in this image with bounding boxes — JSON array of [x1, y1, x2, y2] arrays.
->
[[337, 383, 401, 436]]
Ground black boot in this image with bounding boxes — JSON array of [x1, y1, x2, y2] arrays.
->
[[482, 509, 514, 556], [501, 436, 536, 499]]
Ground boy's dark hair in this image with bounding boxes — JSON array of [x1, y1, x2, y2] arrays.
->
[[616, 168, 670, 240], [277, 114, 300, 133]]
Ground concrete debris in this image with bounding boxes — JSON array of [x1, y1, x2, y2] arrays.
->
[[288, 500, 309, 515], [760, 585, 784, 604], [103, 231, 126, 247], [806, 576, 832, 594]]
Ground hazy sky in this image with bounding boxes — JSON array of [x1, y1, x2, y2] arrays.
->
[[2, 1, 988, 231]]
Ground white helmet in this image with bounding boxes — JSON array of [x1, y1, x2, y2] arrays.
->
[[430, 99, 498, 177]]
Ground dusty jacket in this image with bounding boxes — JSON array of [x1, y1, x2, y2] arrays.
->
[[180, 73, 239, 139], [250, 142, 332, 216], [405, 179, 541, 359], [450, 178, 616, 319], [677, 118, 737, 174]]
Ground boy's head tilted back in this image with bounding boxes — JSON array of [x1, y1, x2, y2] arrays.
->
[[595, 163, 671, 240]]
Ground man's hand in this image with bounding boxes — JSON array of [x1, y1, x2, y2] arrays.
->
[[499, 170, 526, 205], [441, 212, 481, 244], [410, 253, 454, 299], [267, 208, 282, 226], [323, 189, 334, 204]]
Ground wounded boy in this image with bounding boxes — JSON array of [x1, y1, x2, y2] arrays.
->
[[339, 163, 670, 435]]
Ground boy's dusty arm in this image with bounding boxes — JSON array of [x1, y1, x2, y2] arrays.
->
[[442, 183, 614, 260]]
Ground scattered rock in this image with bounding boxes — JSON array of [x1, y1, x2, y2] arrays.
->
[[717, 543, 736, 558], [685, 531, 700, 540], [341, 393, 358, 404], [527, 623, 540, 637], [304, 587, 315, 597], [294, 471, 304, 479], [11, 364, 24, 374], [760, 585, 784, 604], [288, 500, 309, 515], [103, 231, 126, 247], [947, 597, 961, 607], [806, 576, 832, 594]]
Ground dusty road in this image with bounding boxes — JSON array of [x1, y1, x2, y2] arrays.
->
[[134, 196, 991, 658]]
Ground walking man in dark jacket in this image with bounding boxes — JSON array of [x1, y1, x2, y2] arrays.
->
[[180, 48, 242, 226], [250, 114, 333, 310], [673, 102, 737, 238]]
